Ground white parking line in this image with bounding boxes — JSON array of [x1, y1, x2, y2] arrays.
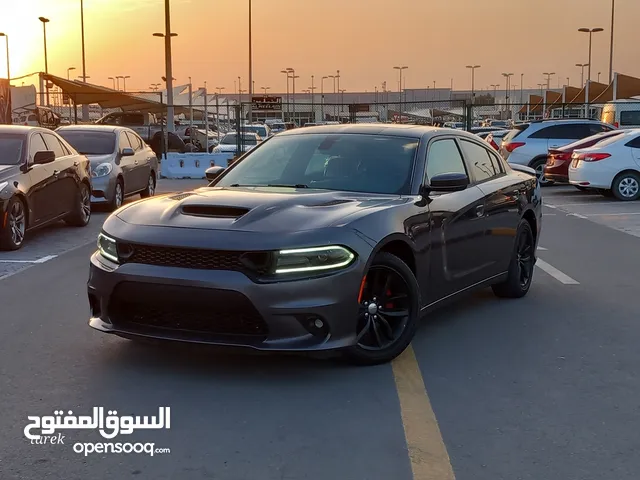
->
[[567, 213, 588, 219], [549, 201, 622, 207], [545, 204, 558, 209], [0, 255, 57, 264], [584, 212, 640, 216], [536, 259, 580, 285], [537, 247, 548, 250]]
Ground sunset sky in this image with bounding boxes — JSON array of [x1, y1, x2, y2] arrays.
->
[[2, 0, 639, 94]]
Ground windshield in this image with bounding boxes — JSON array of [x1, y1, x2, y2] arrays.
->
[[57, 131, 116, 155], [0, 135, 25, 165], [215, 133, 419, 195], [502, 125, 527, 143], [221, 133, 258, 145]]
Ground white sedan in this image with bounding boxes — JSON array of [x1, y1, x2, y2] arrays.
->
[[569, 128, 640, 201], [211, 132, 261, 154]]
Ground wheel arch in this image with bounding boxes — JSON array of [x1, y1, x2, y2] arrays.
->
[[611, 168, 640, 189], [12, 191, 30, 228], [522, 209, 538, 245], [527, 155, 548, 168], [368, 234, 418, 277]]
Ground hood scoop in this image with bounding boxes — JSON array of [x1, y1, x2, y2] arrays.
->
[[306, 199, 354, 207], [170, 192, 196, 201], [181, 205, 251, 218]]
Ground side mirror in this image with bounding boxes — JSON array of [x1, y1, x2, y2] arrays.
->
[[33, 150, 56, 165], [121, 147, 135, 157], [205, 166, 226, 181], [427, 172, 470, 193]]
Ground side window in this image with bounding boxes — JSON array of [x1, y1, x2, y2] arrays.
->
[[530, 124, 588, 140], [487, 149, 505, 174], [590, 123, 612, 135], [459, 140, 498, 182], [625, 136, 640, 148], [426, 138, 467, 182], [29, 133, 49, 161], [125, 132, 143, 150], [41, 133, 68, 158], [119, 132, 132, 151], [620, 111, 640, 126]]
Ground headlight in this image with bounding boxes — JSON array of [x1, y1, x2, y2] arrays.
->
[[0, 181, 8, 193], [275, 246, 355, 274], [92, 162, 113, 178], [97, 233, 118, 263]]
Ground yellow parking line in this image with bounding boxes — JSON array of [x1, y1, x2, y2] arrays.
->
[[392, 345, 456, 480]]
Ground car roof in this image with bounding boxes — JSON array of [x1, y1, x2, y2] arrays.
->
[[278, 123, 441, 139], [57, 125, 120, 133], [0, 125, 46, 135]]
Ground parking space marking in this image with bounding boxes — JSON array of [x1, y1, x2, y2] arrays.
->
[[550, 201, 622, 207], [0, 255, 57, 264], [392, 345, 456, 480], [536, 259, 580, 285], [537, 247, 548, 250], [567, 213, 589, 219], [584, 212, 640, 216], [544, 204, 558, 209]]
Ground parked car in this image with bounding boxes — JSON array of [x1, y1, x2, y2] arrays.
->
[[499, 119, 615, 185], [544, 129, 625, 186], [211, 132, 261, 154], [569, 128, 640, 201], [57, 125, 159, 211], [241, 124, 272, 139], [87, 124, 541, 365], [0, 125, 91, 250], [479, 129, 511, 151], [94, 111, 163, 143]]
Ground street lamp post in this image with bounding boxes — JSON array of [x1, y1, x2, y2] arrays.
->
[[467, 65, 481, 104], [502, 72, 513, 110], [328, 74, 336, 120], [39, 16, 50, 106], [117, 75, 131, 92], [537, 83, 545, 96], [336, 70, 341, 112], [598, 72, 602, 83], [108, 76, 116, 89], [578, 27, 604, 84], [247, 0, 253, 124], [152, 0, 178, 133], [393, 66, 408, 107], [520, 73, 524, 104], [67, 67, 76, 80], [287, 68, 297, 124], [543, 72, 555, 90], [215, 87, 224, 139], [490, 84, 499, 99], [310, 75, 315, 119], [280, 70, 291, 120], [609, 0, 616, 83], [576, 63, 589, 87], [261, 86, 270, 95], [321, 75, 329, 120], [339, 89, 346, 121], [0, 33, 9, 83]]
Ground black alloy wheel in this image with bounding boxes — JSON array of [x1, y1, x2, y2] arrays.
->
[[0, 197, 26, 250], [65, 183, 92, 227], [492, 219, 535, 298], [345, 252, 420, 365]]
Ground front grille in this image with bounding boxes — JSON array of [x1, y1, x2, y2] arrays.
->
[[122, 244, 245, 271], [109, 282, 268, 337]]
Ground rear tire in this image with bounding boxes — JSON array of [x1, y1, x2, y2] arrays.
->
[[597, 188, 614, 198], [531, 158, 554, 186], [140, 171, 156, 198], [0, 197, 27, 251], [64, 183, 91, 227], [611, 171, 640, 201], [492, 220, 535, 299], [344, 252, 420, 366]]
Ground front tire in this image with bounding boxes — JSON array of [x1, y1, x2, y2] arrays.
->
[[612, 171, 640, 201], [344, 252, 420, 366], [64, 182, 91, 227], [140, 171, 156, 198], [108, 178, 124, 211], [492, 220, 535, 299], [0, 197, 27, 251]]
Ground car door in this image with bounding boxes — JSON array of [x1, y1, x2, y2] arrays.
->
[[423, 137, 490, 302], [41, 132, 78, 215], [25, 132, 57, 224], [459, 138, 521, 276], [541, 123, 592, 150], [125, 131, 150, 190], [116, 131, 139, 194], [626, 135, 640, 167]]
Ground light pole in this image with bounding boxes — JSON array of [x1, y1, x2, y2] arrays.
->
[[490, 84, 499, 99], [39, 16, 50, 106], [328, 74, 336, 119], [215, 87, 224, 138], [150, 82, 161, 91], [281, 70, 291, 120], [153, 0, 177, 133], [287, 68, 297, 124], [309, 77, 317, 120], [321, 75, 329, 120], [336, 70, 341, 111], [238, 76, 242, 105], [393, 66, 408, 105], [117, 75, 130, 91], [261, 86, 270, 95], [108, 76, 116, 89], [520, 73, 524, 104], [248, 0, 253, 125], [67, 67, 76, 80], [609, 0, 616, 83], [576, 63, 589, 87], [537, 83, 545, 96], [0, 33, 9, 82], [578, 27, 604, 84], [566, 77, 570, 87], [467, 65, 481, 103], [598, 72, 601, 83], [543, 72, 555, 90], [501, 72, 513, 110], [339, 89, 346, 121]]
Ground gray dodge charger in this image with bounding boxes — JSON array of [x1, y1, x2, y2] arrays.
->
[[88, 124, 542, 364]]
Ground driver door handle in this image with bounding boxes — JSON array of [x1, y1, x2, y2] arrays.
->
[[52, 170, 60, 176], [73, 161, 79, 167], [134, 160, 139, 165], [476, 205, 485, 217]]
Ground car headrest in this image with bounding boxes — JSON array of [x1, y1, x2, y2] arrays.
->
[[324, 157, 358, 177]]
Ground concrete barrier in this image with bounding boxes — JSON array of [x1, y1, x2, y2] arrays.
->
[[160, 152, 235, 179]]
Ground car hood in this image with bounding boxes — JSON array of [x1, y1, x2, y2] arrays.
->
[[0, 164, 20, 181], [114, 187, 398, 232]]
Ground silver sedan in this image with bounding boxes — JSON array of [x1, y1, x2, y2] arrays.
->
[[57, 125, 159, 210]]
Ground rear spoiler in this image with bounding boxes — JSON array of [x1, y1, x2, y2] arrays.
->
[[509, 163, 536, 176]]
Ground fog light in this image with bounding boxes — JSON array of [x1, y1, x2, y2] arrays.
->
[[304, 316, 329, 338], [314, 319, 324, 329]]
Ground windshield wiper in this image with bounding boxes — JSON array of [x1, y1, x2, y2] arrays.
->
[[228, 183, 261, 187], [266, 184, 309, 188]]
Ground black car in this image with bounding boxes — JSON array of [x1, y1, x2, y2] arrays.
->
[[88, 124, 542, 364], [0, 126, 92, 250]]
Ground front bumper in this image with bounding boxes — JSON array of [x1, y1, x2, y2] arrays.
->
[[90, 173, 117, 204], [87, 251, 367, 352]]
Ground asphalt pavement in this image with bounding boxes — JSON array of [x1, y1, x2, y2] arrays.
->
[[1, 183, 639, 480]]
